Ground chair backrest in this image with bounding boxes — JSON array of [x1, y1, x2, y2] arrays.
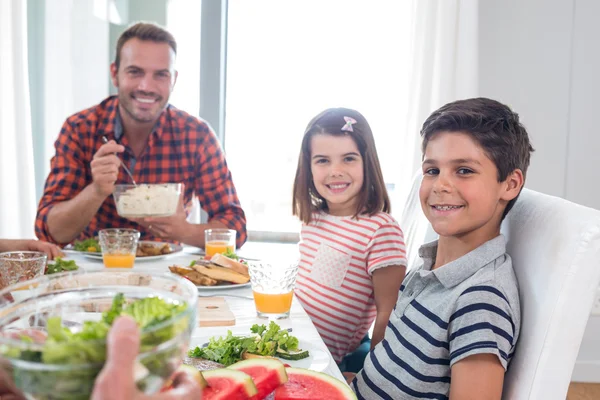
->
[[500, 189, 600, 399], [399, 173, 600, 399]]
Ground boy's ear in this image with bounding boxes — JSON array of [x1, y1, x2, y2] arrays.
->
[[501, 169, 525, 202]]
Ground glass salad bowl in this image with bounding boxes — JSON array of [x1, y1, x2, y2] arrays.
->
[[0, 269, 198, 400]]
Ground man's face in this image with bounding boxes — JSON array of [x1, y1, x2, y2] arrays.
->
[[110, 38, 177, 124], [419, 131, 519, 241]]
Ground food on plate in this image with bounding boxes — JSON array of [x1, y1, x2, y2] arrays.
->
[[114, 183, 181, 218], [73, 238, 100, 252], [169, 266, 218, 286], [137, 242, 172, 257], [45, 257, 79, 275], [228, 358, 288, 400], [273, 368, 358, 400], [188, 322, 308, 366], [169, 259, 250, 287], [183, 356, 225, 371], [161, 358, 352, 400], [72, 239, 173, 257], [210, 253, 249, 277], [201, 368, 258, 400]]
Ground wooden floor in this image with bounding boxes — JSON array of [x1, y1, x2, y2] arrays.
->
[[567, 383, 600, 400]]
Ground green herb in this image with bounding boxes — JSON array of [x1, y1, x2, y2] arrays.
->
[[45, 257, 79, 275], [187, 321, 302, 366], [73, 238, 100, 253], [189, 260, 197, 267], [223, 249, 238, 260]]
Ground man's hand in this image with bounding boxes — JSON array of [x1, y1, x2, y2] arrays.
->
[[90, 140, 124, 198], [92, 316, 202, 400], [132, 185, 190, 243]]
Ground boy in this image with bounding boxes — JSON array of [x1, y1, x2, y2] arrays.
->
[[352, 98, 534, 399]]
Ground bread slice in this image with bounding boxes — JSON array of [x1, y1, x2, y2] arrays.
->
[[210, 253, 249, 277], [168, 265, 218, 286], [190, 263, 250, 284]]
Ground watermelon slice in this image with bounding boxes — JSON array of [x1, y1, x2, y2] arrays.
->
[[274, 368, 357, 400], [160, 364, 207, 392], [228, 358, 288, 400], [202, 368, 258, 400]]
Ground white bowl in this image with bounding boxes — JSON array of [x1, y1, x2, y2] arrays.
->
[[113, 183, 182, 218]]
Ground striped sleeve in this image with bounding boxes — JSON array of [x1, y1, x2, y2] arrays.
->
[[448, 285, 516, 370], [366, 219, 407, 275]]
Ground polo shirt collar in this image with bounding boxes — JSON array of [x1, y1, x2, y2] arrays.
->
[[417, 235, 507, 288]]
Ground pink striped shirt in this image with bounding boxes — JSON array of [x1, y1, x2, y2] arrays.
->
[[295, 211, 407, 363]]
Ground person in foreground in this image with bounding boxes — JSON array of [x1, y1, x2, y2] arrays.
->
[[292, 108, 407, 374], [35, 22, 246, 249], [351, 98, 534, 399], [0, 317, 202, 400], [0, 239, 62, 260]]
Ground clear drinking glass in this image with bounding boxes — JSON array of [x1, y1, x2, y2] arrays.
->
[[204, 229, 236, 258], [248, 261, 299, 319], [98, 229, 140, 268], [0, 252, 47, 290]]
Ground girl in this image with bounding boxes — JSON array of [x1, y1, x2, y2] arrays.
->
[[292, 108, 407, 373]]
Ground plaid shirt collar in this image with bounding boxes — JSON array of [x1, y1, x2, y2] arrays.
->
[[100, 96, 168, 143]]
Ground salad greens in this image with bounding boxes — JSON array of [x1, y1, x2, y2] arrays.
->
[[73, 238, 100, 253], [45, 257, 79, 275], [2, 293, 190, 399], [188, 321, 302, 366], [223, 249, 238, 260]]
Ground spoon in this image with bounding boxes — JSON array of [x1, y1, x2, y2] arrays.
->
[[101, 136, 137, 185]]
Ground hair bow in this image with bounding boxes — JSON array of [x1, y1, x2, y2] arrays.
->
[[341, 116, 357, 133]]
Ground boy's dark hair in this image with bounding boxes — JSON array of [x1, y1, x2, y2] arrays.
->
[[115, 22, 177, 69], [292, 108, 390, 224], [420, 97, 534, 219]]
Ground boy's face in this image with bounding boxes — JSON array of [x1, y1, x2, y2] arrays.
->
[[419, 131, 522, 241]]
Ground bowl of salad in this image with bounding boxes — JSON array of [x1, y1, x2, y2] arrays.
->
[[0, 269, 197, 400]]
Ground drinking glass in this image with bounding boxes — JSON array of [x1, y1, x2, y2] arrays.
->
[[98, 229, 140, 268], [248, 261, 299, 319], [204, 229, 236, 258]]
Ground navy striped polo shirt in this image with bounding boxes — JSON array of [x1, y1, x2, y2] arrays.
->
[[352, 235, 520, 400]]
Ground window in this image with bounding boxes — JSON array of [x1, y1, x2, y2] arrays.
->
[[224, 0, 412, 235]]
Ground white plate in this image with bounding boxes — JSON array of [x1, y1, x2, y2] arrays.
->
[[188, 338, 330, 372], [196, 282, 251, 291], [64, 241, 183, 262]]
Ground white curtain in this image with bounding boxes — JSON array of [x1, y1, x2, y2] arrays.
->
[[399, 0, 479, 268], [0, 0, 37, 238]]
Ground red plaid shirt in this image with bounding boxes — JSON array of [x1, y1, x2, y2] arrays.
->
[[35, 96, 247, 247]]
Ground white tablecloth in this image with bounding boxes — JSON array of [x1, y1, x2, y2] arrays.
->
[[67, 242, 345, 382]]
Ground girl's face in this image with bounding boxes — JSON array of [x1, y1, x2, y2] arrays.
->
[[310, 134, 364, 216]]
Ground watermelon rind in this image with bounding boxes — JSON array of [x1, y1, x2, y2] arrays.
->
[[228, 358, 288, 384], [202, 368, 258, 397], [277, 368, 357, 400]]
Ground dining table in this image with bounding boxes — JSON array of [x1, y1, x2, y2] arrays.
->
[[65, 241, 346, 383]]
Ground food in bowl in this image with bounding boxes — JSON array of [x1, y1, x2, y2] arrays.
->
[[0, 269, 197, 399], [113, 183, 182, 218]]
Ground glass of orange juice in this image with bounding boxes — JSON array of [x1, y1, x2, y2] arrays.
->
[[248, 261, 299, 320], [204, 229, 236, 258], [98, 229, 140, 268]]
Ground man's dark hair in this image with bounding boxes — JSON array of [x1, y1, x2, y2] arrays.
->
[[115, 22, 177, 69]]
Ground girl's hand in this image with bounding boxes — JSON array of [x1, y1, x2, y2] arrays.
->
[[23, 240, 64, 260]]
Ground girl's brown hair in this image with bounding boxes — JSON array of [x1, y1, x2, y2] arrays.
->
[[292, 108, 390, 224]]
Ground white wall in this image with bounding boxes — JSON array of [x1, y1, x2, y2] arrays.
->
[[479, 0, 600, 383]]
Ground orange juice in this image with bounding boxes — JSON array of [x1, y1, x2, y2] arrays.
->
[[205, 241, 235, 258], [103, 253, 135, 268], [252, 291, 294, 314]]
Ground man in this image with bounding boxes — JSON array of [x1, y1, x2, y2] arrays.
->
[[35, 22, 246, 249]]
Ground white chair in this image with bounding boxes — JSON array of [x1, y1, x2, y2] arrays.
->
[[399, 173, 600, 399]]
